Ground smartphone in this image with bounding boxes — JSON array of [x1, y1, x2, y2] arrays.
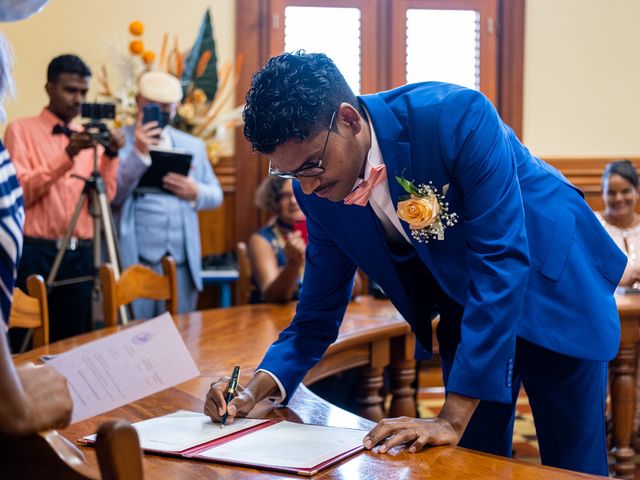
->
[[142, 103, 162, 126], [293, 220, 308, 244]]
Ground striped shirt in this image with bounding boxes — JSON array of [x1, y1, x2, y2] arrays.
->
[[0, 140, 24, 328]]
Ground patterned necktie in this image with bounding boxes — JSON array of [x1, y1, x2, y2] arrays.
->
[[343, 164, 387, 206], [52, 124, 73, 137]]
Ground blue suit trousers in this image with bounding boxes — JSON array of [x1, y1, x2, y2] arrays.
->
[[441, 337, 608, 476]]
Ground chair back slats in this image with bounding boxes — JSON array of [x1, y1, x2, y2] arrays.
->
[[9, 288, 41, 328], [115, 265, 171, 307], [100, 256, 178, 326], [8, 274, 49, 347]]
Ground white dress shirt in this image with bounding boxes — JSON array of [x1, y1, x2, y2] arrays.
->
[[360, 108, 412, 244]]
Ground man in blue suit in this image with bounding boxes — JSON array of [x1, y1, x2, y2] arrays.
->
[[113, 71, 223, 317], [204, 52, 625, 475]]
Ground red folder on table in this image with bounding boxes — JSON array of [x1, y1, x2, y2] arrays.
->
[[82, 410, 366, 476]]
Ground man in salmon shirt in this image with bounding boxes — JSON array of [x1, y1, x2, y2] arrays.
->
[[4, 54, 124, 347]]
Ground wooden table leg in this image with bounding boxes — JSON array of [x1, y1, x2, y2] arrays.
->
[[388, 334, 417, 418], [355, 340, 389, 421], [611, 312, 639, 479]]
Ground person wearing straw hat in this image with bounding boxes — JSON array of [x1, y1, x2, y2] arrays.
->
[[113, 71, 223, 318]]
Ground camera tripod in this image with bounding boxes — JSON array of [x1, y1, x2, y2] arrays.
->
[[45, 143, 129, 326]]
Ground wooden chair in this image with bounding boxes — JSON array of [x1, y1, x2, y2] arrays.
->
[[8, 274, 49, 348], [100, 256, 178, 326], [0, 420, 143, 479], [235, 241, 253, 306]]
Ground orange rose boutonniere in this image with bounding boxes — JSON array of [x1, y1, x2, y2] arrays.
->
[[395, 175, 458, 243]]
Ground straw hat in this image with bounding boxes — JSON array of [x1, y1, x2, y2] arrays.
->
[[139, 71, 183, 104]]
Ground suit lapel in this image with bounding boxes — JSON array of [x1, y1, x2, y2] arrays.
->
[[359, 94, 432, 266]]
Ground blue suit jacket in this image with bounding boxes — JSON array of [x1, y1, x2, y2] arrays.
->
[[258, 83, 626, 404], [113, 126, 223, 290]]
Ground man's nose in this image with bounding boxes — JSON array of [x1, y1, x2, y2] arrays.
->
[[298, 176, 321, 195]]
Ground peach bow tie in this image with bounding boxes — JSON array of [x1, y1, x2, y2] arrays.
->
[[343, 164, 387, 206]]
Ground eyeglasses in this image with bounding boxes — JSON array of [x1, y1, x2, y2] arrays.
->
[[268, 110, 337, 179]]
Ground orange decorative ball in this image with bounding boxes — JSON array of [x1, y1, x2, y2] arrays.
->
[[142, 50, 156, 64], [129, 20, 144, 36], [129, 40, 144, 55]]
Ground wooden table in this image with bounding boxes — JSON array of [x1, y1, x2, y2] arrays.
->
[[611, 294, 640, 479], [13, 297, 605, 479]]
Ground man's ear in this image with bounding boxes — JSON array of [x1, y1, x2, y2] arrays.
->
[[44, 81, 53, 98], [338, 102, 363, 135]]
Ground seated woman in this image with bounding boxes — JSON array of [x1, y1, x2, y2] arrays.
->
[[249, 176, 306, 303], [596, 160, 640, 287], [596, 159, 640, 441]]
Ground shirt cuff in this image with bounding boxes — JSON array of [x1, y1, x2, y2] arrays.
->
[[255, 368, 287, 403], [192, 185, 201, 209], [134, 148, 152, 166]]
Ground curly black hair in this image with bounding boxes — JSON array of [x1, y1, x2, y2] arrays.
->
[[47, 54, 91, 83], [243, 51, 361, 154], [602, 159, 639, 189]]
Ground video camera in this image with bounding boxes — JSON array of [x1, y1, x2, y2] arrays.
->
[[80, 102, 116, 148]]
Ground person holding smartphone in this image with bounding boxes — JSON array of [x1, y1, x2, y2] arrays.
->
[[112, 71, 223, 318], [249, 176, 307, 303]]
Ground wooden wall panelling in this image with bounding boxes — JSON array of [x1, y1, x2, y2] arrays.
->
[[498, 0, 524, 139], [199, 157, 237, 256], [232, 0, 272, 248], [544, 157, 640, 212], [199, 0, 272, 258]]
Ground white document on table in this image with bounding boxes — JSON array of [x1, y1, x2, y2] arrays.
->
[[48, 313, 200, 423], [129, 411, 265, 452], [83, 411, 267, 452], [83, 411, 366, 474], [198, 421, 367, 469]]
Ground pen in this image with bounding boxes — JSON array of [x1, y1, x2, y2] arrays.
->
[[220, 365, 240, 429]]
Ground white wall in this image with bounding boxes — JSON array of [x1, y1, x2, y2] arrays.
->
[[523, 0, 640, 157]]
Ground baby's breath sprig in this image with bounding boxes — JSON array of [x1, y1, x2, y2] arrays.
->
[[395, 175, 458, 244]]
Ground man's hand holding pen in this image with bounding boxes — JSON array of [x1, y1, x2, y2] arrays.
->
[[219, 366, 240, 428], [204, 367, 252, 425], [204, 371, 280, 425]]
